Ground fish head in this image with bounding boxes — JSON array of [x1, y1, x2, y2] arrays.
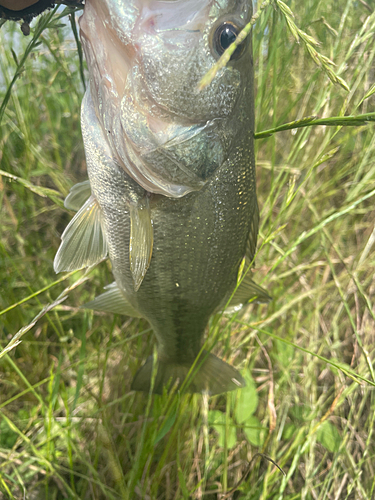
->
[[80, 0, 253, 197]]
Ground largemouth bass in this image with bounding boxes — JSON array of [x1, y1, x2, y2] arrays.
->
[[54, 0, 269, 395]]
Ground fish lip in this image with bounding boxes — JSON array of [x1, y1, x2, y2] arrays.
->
[[133, 0, 215, 36]]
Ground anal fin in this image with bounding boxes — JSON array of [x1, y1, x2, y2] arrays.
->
[[54, 195, 107, 273], [83, 282, 142, 317], [129, 197, 153, 291]]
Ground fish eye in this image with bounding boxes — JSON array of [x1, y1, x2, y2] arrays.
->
[[212, 22, 246, 60]]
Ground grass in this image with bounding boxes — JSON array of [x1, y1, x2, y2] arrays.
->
[[1, 0, 375, 498]]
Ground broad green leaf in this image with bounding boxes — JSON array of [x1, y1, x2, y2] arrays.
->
[[209, 410, 237, 449], [243, 415, 263, 447], [235, 371, 258, 423], [282, 423, 297, 441], [217, 424, 237, 449], [0, 419, 18, 449], [208, 410, 226, 426], [290, 404, 313, 421], [316, 421, 341, 453]]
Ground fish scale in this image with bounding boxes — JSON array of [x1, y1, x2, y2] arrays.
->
[[139, 159, 255, 360], [54, 0, 270, 395]]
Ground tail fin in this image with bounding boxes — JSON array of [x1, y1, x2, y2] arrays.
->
[[131, 351, 245, 395]]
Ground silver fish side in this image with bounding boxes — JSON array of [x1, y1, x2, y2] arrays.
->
[[54, 0, 270, 395]]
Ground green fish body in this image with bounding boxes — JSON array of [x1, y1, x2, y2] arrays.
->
[[55, 0, 269, 395]]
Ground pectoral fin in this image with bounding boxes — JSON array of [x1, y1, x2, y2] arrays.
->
[[225, 271, 271, 314], [64, 180, 92, 211], [129, 198, 153, 291], [54, 195, 107, 273], [83, 282, 142, 317]]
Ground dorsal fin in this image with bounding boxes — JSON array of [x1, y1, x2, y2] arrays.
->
[[54, 195, 107, 273]]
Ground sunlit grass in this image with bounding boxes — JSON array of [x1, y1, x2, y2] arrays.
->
[[1, 1, 375, 499]]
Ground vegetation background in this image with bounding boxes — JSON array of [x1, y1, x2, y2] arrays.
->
[[1, 0, 375, 498]]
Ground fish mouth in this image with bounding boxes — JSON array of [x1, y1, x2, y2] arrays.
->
[[134, 0, 214, 34]]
